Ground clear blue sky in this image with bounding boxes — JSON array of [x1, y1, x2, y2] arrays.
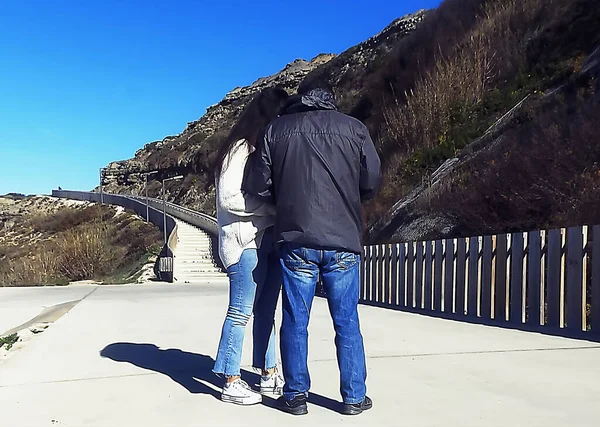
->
[[0, 0, 441, 195]]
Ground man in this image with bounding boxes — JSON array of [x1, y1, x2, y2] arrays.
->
[[243, 76, 381, 416]]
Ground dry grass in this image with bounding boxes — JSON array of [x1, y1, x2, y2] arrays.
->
[[0, 247, 59, 287], [0, 204, 162, 286], [383, 0, 566, 153], [29, 205, 112, 234], [55, 223, 115, 281]]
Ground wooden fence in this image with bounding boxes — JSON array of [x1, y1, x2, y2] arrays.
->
[[361, 225, 600, 336]]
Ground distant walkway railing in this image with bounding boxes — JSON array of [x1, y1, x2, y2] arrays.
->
[[125, 194, 219, 237], [361, 225, 600, 339], [52, 190, 179, 282]]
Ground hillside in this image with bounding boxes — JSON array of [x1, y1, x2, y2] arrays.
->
[[98, 11, 426, 215], [0, 196, 162, 286], [364, 0, 600, 241], [99, 0, 600, 243]]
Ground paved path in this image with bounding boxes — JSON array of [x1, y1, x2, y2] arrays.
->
[[1, 284, 599, 427], [0, 286, 95, 336]]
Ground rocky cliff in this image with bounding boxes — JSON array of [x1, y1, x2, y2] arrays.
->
[[99, 11, 427, 215], [100, 53, 336, 211]]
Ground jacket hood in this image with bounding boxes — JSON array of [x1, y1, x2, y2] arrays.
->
[[283, 88, 337, 114]]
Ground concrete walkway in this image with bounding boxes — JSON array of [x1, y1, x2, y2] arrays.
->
[[1, 284, 599, 427]]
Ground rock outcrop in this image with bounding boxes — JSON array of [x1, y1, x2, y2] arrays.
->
[[100, 54, 336, 203]]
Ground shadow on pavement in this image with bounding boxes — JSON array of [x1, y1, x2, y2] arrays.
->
[[100, 342, 341, 413]]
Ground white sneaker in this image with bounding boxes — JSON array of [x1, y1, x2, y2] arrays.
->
[[221, 379, 262, 405], [260, 371, 285, 395]]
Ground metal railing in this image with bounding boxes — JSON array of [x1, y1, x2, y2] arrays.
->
[[125, 194, 222, 270], [361, 225, 600, 339], [125, 194, 219, 236]]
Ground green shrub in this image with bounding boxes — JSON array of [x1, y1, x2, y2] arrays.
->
[[0, 333, 18, 350]]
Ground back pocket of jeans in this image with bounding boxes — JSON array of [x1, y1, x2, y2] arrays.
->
[[335, 252, 359, 270], [281, 247, 309, 271]]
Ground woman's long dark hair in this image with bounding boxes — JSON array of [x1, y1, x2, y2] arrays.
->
[[213, 87, 289, 178]]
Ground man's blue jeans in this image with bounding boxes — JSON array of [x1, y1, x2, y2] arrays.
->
[[213, 232, 281, 377], [279, 244, 367, 404]]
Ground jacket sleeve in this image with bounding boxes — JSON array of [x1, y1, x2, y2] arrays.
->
[[359, 131, 382, 201], [242, 131, 275, 204]]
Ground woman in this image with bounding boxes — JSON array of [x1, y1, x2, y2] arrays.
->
[[212, 87, 289, 405]]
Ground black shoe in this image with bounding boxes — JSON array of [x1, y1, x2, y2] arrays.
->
[[277, 394, 308, 415], [341, 396, 373, 415]]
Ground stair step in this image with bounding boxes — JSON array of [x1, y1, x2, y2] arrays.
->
[[178, 271, 224, 275], [177, 261, 216, 265], [171, 218, 226, 282], [175, 247, 212, 251], [175, 256, 213, 260], [177, 265, 222, 270], [175, 272, 227, 278]]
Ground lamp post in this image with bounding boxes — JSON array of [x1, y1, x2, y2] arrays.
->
[[142, 171, 159, 222], [161, 175, 184, 245], [99, 168, 106, 205]]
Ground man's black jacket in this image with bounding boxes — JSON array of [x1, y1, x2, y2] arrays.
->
[[242, 89, 381, 254]]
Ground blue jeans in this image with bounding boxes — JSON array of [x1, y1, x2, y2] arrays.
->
[[279, 244, 367, 404], [213, 231, 282, 377]]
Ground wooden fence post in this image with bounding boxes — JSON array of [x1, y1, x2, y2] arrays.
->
[[456, 238, 467, 315], [495, 234, 508, 321], [527, 230, 542, 326], [547, 229, 563, 328], [468, 237, 479, 317], [407, 242, 414, 308], [510, 232, 525, 324], [391, 244, 399, 306], [444, 239, 455, 313], [566, 227, 584, 331], [434, 240, 443, 312], [592, 226, 600, 334], [481, 235, 493, 321], [424, 241, 433, 310]]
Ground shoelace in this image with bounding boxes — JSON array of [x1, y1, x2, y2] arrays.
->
[[236, 379, 252, 390]]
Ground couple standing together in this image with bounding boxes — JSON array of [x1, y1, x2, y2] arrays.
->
[[212, 76, 381, 416]]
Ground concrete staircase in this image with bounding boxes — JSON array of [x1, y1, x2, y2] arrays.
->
[[172, 219, 227, 283]]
